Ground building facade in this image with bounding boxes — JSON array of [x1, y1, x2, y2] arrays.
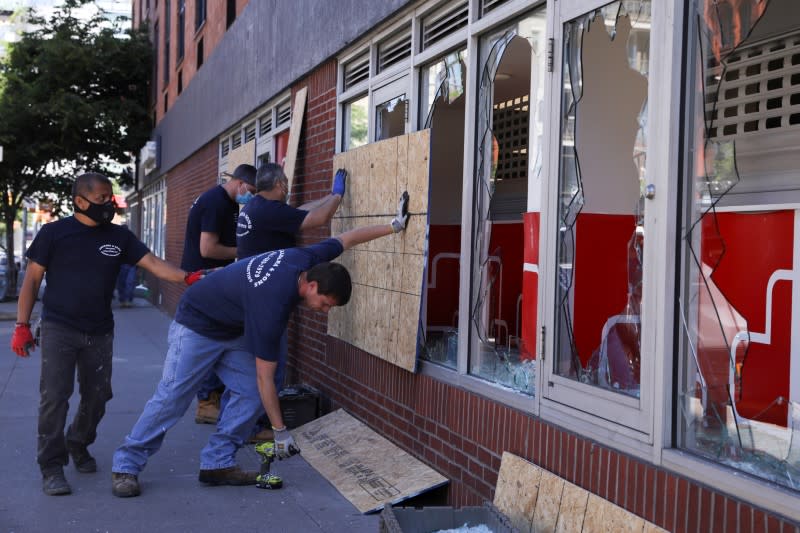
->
[[131, 0, 800, 530]]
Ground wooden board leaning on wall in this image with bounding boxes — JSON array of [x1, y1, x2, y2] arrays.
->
[[327, 129, 430, 372]]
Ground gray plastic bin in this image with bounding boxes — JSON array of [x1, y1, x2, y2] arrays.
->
[[380, 502, 518, 533]]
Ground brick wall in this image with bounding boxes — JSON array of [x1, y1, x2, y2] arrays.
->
[[284, 61, 800, 533], [142, 141, 219, 315]]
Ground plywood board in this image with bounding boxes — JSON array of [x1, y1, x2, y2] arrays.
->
[[283, 86, 308, 195], [226, 140, 255, 175], [328, 130, 430, 372], [292, 409, 447, 514], [495, 452, 663, 533]]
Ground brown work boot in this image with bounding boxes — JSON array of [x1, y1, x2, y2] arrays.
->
[[198, 466, 258, 486], [111, 472, 141, 498], [195, 392, 220, 424], [247, 428, 274, 443]]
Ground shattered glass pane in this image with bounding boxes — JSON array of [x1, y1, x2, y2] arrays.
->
[[375, 95, 407, 141], [421, 50, 467, 371], [554, 1, 650, 398], [469, 8, 546, 395], [679, 0, 800, 492]]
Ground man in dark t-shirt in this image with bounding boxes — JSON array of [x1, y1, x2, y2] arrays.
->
[[110, 193, 410, 498], [11, 173, 203, 497], [181, 164, 257, 425], [235, 164, 345, 405]]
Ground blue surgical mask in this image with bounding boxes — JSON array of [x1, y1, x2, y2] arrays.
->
[[236, 191, 254, 204]]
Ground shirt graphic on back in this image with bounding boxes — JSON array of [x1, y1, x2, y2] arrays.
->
[[235, 195, 308, 260], [176, 238, 344, 361]]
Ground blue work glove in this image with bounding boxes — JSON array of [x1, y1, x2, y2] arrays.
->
[[331, 169, 347, 197], [272, 426, 301, 459]]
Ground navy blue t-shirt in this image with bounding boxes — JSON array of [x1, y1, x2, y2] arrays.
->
[[236, 196, 307, 260], [175, 238, 344, 361], [26, 217, 149, 334], [180, 185, 239, 271]]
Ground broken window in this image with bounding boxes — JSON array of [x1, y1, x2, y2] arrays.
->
[[678, 0, 800, 491], [553, 1, 650, 398], [375, 93, 408, 142], [469, 9, 547, 394], [420, 50, 468, 369]]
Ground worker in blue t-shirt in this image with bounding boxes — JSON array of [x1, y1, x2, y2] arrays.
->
[[235, 163, 346, 440], [110, 192, 410, 498], [10, 172, 208, 497], [181, 164, 258, 426]]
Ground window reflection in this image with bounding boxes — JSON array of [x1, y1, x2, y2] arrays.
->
[[376, 94, 408, 141], [343, 95, 368, 151]]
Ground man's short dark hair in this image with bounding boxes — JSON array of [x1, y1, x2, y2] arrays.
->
[[72, 172, 112, 198], [255, 163, 287, 193], [306, 262, 352, 305]]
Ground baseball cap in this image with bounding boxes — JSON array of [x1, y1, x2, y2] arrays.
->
[[223, 164, 257, 186]]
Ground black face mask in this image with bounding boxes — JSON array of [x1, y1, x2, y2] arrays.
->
[[76, 196, 116, 225]]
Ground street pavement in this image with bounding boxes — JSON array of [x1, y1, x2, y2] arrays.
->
[[0, 298, 379, 533]]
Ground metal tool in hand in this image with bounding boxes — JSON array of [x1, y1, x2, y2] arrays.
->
[[254, 441, 283, 490]]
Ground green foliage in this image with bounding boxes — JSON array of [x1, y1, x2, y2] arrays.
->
[[0, 0, 152, 206]]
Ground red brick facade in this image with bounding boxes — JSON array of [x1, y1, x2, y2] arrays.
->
[[281, 60, 800, 533]]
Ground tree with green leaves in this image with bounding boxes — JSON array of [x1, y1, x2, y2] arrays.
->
[[0, 0, 152, 298]]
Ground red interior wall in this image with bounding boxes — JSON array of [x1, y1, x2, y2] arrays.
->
[[427, 225, 461, 328], [521, 212, 540, 359]]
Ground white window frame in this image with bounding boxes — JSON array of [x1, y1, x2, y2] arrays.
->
[[141, 177, 167, 259], [217, 91, 291, 180]]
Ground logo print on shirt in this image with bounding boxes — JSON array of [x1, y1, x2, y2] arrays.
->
[[236, 212, 253, 237], [246, 249, 284, 288], [99, 244, 121, 257]]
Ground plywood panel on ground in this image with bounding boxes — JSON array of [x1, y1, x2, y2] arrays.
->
[[292, 409, 447, 514], [328, 130, 430, 372], [494, 452, 667, 533]]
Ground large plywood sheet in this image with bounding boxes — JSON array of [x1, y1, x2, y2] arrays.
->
[[495, 452, 664, 533], [226, 140, 255, 174], [328, 130, 430, 372], [283, 86, 308, 195], [292, 409, 447, 514]]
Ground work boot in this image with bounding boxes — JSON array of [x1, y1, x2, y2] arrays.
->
[[195, 391, 221, 424], [111, 473, 141, 498], [247, 428, 274, 443], [42, 470, 72, 496], [68, 445, 97, 473], [198, 466, 258, 486]]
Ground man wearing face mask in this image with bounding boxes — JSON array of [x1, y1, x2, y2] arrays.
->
[[180, 164, 257, 426], [11, 172, 205, 496]]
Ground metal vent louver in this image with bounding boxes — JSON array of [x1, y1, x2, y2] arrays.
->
[[421, 1, 468, 51], [259, 114, 272, 136], [343, 52, 370, 91], [480, 0, 510, 17], [244, 123, 256, 143], [277, 102, 291, 126], [220, 140, 229, 157], [231, 132, 242, 149], [377, 25, 412, 73]]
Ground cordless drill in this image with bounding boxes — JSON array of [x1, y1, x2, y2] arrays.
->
[[254, 441, 283, 489]]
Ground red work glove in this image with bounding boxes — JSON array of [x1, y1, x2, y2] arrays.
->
[[11, 323, 35, 357], [184, 269, 209, 286]]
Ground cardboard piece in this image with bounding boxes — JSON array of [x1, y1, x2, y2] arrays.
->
[[292, 409, 448, 514], [225, 140, 255, 176], [283, 86, 308, 195], [494, 452, 667, 533], [328, 130, 430, 372]]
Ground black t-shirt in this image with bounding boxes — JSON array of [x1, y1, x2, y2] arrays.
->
[[26, 217, 149, 334], [235, 196, 307, 260], [175, 238, 344, 361], [180, 185, 239, 271]]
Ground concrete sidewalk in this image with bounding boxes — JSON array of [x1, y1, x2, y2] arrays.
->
[[0, 298, 379, 533]]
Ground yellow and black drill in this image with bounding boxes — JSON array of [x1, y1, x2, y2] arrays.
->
[[254, 441, 283, 489]]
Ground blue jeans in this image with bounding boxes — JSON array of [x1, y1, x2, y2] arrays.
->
[[112, 322, 263, 474], [116, 264, 137, 303]]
